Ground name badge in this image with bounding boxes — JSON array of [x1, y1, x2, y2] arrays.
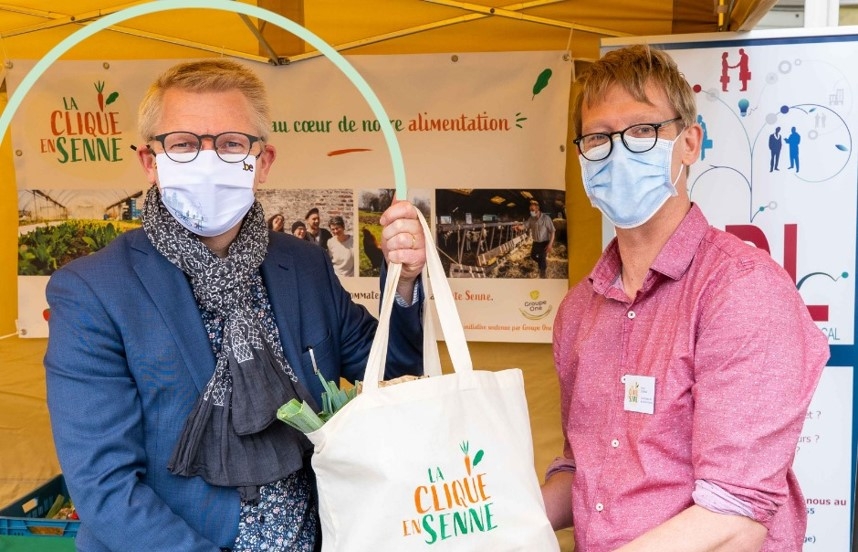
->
[[623, 375, 655, 414]]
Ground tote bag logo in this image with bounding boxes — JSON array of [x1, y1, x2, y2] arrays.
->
[[402, 441, 498, 545]]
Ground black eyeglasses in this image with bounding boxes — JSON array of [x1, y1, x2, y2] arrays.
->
[[149, 131, 262, 163], [573, 117, 683, 162]]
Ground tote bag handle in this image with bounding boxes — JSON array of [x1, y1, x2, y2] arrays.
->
[[420, 258, 443, 378], [363, 209, 472, 392]]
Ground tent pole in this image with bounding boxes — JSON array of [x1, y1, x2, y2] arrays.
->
[[421, 0, 632, 36], [0, 2, 142, 37], [286, 0, 565, 63], [237, 13, 288, 65], [0, 4, 269, 64], [87, 25, 270, 63], [732, 0, 778, 30], [0, 3, 60, 18]]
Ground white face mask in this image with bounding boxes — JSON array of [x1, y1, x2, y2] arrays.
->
[[156, 150, 256, 237]]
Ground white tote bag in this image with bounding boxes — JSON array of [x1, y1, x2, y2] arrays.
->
[[306, 211, 559, 552]]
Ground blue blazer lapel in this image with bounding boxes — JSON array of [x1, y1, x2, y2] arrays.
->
[[260, 237, 303, 374], [128, 231, 216, 393]]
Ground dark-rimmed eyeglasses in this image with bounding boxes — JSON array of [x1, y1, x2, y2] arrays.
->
[[573, 117, 683, 162], [149, 131, 262, 163]]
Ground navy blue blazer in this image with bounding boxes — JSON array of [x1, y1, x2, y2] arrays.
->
[[44, 229, 422, 551]]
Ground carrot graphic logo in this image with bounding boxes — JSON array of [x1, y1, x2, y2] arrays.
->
[[93, 81, 119, 112], [459, 441, 484, 477]]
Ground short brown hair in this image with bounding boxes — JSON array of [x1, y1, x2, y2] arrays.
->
[[572, 44, 696, 136], [137, 59, 271, 142]]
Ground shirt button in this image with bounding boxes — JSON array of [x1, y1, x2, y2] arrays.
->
[[627, 310, 636, 319], [611, 439, 619, 448], [595, 502, 604, 512]]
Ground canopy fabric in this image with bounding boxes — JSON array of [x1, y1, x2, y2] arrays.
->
[[0, 0, 776, 69]]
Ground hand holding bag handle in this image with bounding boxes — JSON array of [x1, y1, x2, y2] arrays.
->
[[363, 209, 472, 392]]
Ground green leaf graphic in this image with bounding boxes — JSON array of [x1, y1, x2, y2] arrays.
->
[[472, 449, 484, 467], [532, 68, 552, 99]]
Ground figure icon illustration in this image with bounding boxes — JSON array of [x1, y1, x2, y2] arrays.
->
[[698, 114, 714, 160], [768, 126, 782, 172], [720, 52, 731, 92], [736, 48, 751, 91], [785, 126, 801, 172], [720, 49, 752, 92]]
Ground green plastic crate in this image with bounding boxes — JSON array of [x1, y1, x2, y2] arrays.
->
[[0, 535, 76, 551], [0, 475, 78, 540]]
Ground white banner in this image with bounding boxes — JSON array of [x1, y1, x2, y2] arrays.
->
[[9, 51, 571, 341], [793, 366, 853, 549], [605, 28, 858, 550]]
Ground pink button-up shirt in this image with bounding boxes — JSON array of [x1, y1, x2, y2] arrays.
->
[[551, 205, 829, 551]]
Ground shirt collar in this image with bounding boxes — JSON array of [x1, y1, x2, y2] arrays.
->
[[589, 204, 710, 295]]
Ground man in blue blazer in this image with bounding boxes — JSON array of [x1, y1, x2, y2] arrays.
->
[[44, 59, 426, 551]]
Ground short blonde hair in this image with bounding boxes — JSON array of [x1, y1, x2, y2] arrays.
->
[[572, 44, 696, 136], [137, 59, 271, 142]]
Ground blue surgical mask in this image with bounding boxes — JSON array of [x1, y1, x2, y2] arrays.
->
[[580, 134, 683, 229], [156, 150, 256, 237]]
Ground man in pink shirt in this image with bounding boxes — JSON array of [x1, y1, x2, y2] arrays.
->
[[541, 45, 829, 551]]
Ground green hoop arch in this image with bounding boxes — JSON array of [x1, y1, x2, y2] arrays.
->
[[0, 0, 407, 198]]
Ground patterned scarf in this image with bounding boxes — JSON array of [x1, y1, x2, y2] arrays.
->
[[142, 185, 313, 501]]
